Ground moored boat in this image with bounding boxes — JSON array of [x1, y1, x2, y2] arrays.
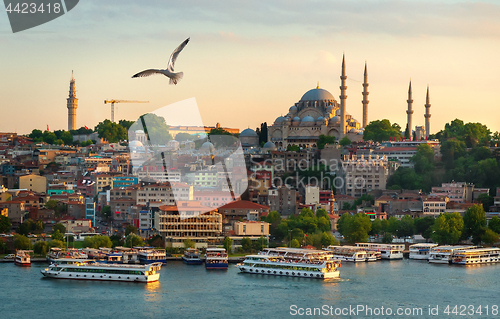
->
[[237, 247, 341, 279], [451, 247, 500, 265], [355, 243, 404, 260], [325, 245, 368, 262], [41, 260, 162, 282], [428, 246, 476, 264], [137, 247, 167, 264], [182, 248, 203, 265], [15, 250, 32, 267], [409, 243, 438, 260], [205, 248, 228, 270]]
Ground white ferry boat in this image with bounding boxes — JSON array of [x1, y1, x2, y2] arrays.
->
[[15, 250, 32, 267], [205, 248, 228, 270], [41, 260, 162, 282], [451, 247, 500, 265], [428, 246, 476, 264], [237, 247, 341, 279], [408, 243, 438, 260], [47, 248, 88, 263], [325, 245, 368, 262], [183, 248, 203, 265], [355, 243, 404, 260], [137, 247, 167, 264]]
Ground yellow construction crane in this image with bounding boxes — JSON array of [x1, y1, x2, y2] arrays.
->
[[104, 100, 149, 123]]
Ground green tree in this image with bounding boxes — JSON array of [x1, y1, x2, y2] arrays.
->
[[183, 238, 195, 249], [28, 129, 43, 142], [42, 130, 58, 144], [382, 232, 393, 244], [342, 202, 352, 210], [317, 134, 336, 149], [52, 230, 65, 242], [398, 215, 415, 237], [223, 237, 233, 253], [414, 216, 435, 239], [370, 219, 383, 235], [339, 136, 351, 147], [52, 223, 66, 234], [477, 193, 494, 212], [320, 232, 336, 248], [488, 216, 500, 234], [0, 215, 12, 233], [148, 235, 165, 248], [363, 119, 403, 142], [290, 238, 300, 248], [431, 213, 464, 244], [386, 217, 400, 235], [175, 132, 193, 142], [14, 234, 30, 250], [125, 225, 138, 236], [95, 119, 128, 143], [463, 205, 487, 244], [411, 144, 434, 174], [124, 233, 144, 247], [241, 237, 252, 252], [343, 213, 372, 243], [48, 240, 65, 248], [252, 236, 268, 251], [118, 119, 135, 131], [83, 235, 113, 249], [286, 144, 300, 151], [33, 241, 49, 255], [481, 228, 499, 245]]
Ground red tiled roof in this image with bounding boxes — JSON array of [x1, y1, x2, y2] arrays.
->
[[219, 200, 269, 210]]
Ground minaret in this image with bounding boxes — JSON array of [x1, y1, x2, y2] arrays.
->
[[406, 80, 413, 137], [339, 54, 347, 137], [67, 71, 78, 131], [424, 86, 431, 138], [362, 62, 369, 128]]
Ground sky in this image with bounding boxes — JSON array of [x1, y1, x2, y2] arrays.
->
[[0, 0, 499, 135]]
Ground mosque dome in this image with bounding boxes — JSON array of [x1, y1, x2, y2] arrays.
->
[[240, 128, 258, 137], [289, 105, 298, 113], [262, 141, 277, 150], [274, 116, 285, 124], [293, 116, 301, 122], [129, 140, 144, 148], [300, 88, 335, 102], [317, 116, 325, 121], [135, 130, 145, 134], [331, 116, 340, 123], [201, 141, 215, 150], [335, 109, 341, 116], [302, 116, 315, 123], [326, 105, 333, 113]]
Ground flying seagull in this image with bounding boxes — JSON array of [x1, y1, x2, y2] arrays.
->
[[132, 37, 190, 85]]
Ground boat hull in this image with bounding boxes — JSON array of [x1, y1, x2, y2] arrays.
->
[[237, 265, 339, 279], [409, 253, 430, 260], [183, 257, 203, 265], [139, 258, 167, 264], [205, 262, 228, 270], [14, 261, 31, 267], [40, 270, 159, 283]]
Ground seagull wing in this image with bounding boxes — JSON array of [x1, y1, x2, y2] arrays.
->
[[132, 69, 164, 78], [167, 37, 190, 72]]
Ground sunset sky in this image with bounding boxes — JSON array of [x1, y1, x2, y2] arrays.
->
[[1, 0, 499, 135]]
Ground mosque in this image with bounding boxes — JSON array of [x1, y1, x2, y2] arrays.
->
[[267, 55, 367, 149]]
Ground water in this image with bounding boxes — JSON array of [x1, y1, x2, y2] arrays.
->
[[1, 260, 499, 318]]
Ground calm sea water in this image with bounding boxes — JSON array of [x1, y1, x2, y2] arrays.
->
[[0, 260, 499, 318]]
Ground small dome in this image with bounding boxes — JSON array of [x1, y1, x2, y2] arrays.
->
[[357, 131, 364, 135], [129, 140, 144, 148], [335, 109, 341, 116], [240, 128, 258, 137], [263, 141, 277, 150], [289, 105, 297, 113], [201, 141, 214, 150], [293, 116, 301, 122], [317, 116, 325, 121], [274, 116, 285, 124], [300, 88, 335, 102], [302, 116, 315, 122], [331, 116, 340, 123], [135, 130, 145, 134], [326, 105, 333, 113]]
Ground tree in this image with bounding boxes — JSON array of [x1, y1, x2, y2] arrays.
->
[[411, 144, 434, 174], [252, 236, 268, 251], [463, 204, 487, 244], [95, 119, 128, 143], [386, 217, 400, 235], [477, 193, 494, 212], [148, 235, 165, 248], [488, 216, 500, 234], [481, 228, 499, 245], [414, 216, 435, 239], [83, 235, 113, 249], [257, 122, 268, 145], [241, 237, 252, 252], [317, 134, 336, 149], [363, 119, 403, 142], [0, 215, 11, 233], [398, 215, 415, 237], [342, 202, 352, 211], [290, 238, 300, 248], [320, 232, 336, 248], [339, 136, 351, 147], [52, 223, 66, 234], [183, 238, 195, 249], [286, 144, 300, 151], [52, 230, 65, 242], [14, 234, 30, 250], [342, 213, 372, 243], [101, 206, 112, 222], [370, 219, 383, 235], [175, 132, 193, 142], [125, 225, 138, 236], [118, 120, 135, 131], [125, 233, 144, 247], [33, 241, 49, 255], [223, 237, 233, 253], [431, 213, 464, 244], [382, 232, 393, 244]]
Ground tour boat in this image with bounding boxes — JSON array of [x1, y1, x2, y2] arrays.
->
[[355, 243, 404, 260], [182, 248, 203, 265], [451, 247, 500, 265], [137, 248, 167, 264], [47, 248, 88, 263], [205, 248, 228, 270], [15, 250, 32, 267], [41, 260, 162, 282], [325, 245, 368, 262], [428, 246, 476, 264], [237, 247, 341, 279], [408, 243, 438, 260]]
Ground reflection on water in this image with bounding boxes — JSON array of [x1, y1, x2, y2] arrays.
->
[[144, 281, 161, 302]]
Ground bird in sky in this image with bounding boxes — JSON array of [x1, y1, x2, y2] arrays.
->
[[132, 37, 190, 85]]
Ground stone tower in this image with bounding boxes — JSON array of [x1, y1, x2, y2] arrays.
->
[[339, 54, 347, 137], [67, 71, 78, 131], [424, 86, 431, 138], [406, 81, 413, 137], [362, 62, 369, 128]]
